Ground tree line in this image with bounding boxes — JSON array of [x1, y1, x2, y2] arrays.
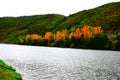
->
[[18, 26, 120, 51]]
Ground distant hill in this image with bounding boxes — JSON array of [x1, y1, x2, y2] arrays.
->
[[0, 2, 120, 42], [0, 14, 66, 42], [57, 2, 120, 31]]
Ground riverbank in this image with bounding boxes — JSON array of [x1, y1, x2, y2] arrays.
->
[[0, 60, 22, 80]]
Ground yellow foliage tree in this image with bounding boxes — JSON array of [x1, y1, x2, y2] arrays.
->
[[93, 27, 102, 35], [31, 34, 42, 40], [69, 32, 74, 39], [26, 34, 31, 41], [20, 39, 24, 43]]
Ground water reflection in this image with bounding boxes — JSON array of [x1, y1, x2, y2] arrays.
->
[[0, 44, 120, 80]]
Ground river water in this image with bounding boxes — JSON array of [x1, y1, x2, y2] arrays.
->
[[0, 44, 120, 80]]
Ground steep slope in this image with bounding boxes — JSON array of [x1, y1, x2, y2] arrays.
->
[[56, 2, 120, 32], [0, 60, 22, 80]]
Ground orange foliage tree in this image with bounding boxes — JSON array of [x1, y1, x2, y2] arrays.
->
[[61, 30, 68, 39], [25, 34, 42, 41], [93, 27, 102, 35], [82, 26, 92, 39], [54, 31, 62, 41], [74, 28, 82, 39], [31, 34, 42, 40], [69, 32, 74, 39], [45, 32, 54, 40], [19, 25, 104, 49]]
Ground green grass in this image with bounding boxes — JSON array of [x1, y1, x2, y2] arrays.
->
[[0, 60, 22, 80], [57, 2, 120, 31]]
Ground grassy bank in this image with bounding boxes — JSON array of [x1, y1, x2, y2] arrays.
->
[[0, 60, 22, 80]]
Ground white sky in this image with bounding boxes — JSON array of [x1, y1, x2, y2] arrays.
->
[[0, 0, 119, 17]]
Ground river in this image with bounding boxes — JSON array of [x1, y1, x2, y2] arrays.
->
[[0, 44, 120, 80]]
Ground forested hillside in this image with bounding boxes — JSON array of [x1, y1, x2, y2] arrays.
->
[[57, 2, 120, 31], [0, 14, 66, 42], [0, 2, 120, 50]]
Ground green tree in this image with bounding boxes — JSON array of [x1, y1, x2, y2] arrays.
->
[[115, 35, 120, 50], [89, 34, 108, 50]]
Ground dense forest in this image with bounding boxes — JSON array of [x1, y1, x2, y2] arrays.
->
[[0, 2, 120, 50]]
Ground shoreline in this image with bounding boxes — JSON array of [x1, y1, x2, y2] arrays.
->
[[0, 60, 22, 80]]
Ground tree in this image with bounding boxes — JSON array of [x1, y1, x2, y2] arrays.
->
[[44, 32, 54, 40], [93, 27, 102, 35], [89, 34, 108, 50], [82, 26, 92, 39], [115, 35, 120, 50]]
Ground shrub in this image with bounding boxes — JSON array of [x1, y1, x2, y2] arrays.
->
[[115, 35, 120, 50], [89, 34, 108, 50]]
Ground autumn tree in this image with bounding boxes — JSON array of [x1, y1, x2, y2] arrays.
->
[[93, 27, 102, 35], [25, 34, 31, 41], [44, 32, 54, 40], [61, 30, 68, 39], [82, 26, 92, 39], [54, 31, 62, 41], [31, 34, 42, 40]]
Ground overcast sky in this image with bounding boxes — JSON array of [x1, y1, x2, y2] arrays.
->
[[0, 0, 119, 17]]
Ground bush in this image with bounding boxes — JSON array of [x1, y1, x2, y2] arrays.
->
[[115, 35, 120, 50], [89, 34, 108, 50]]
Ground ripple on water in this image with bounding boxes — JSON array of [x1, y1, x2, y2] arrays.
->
[[4, 59, 120, 80], [0, 44, 120, 80]]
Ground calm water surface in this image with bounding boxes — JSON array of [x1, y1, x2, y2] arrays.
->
[[0, 44, 120, 80]]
